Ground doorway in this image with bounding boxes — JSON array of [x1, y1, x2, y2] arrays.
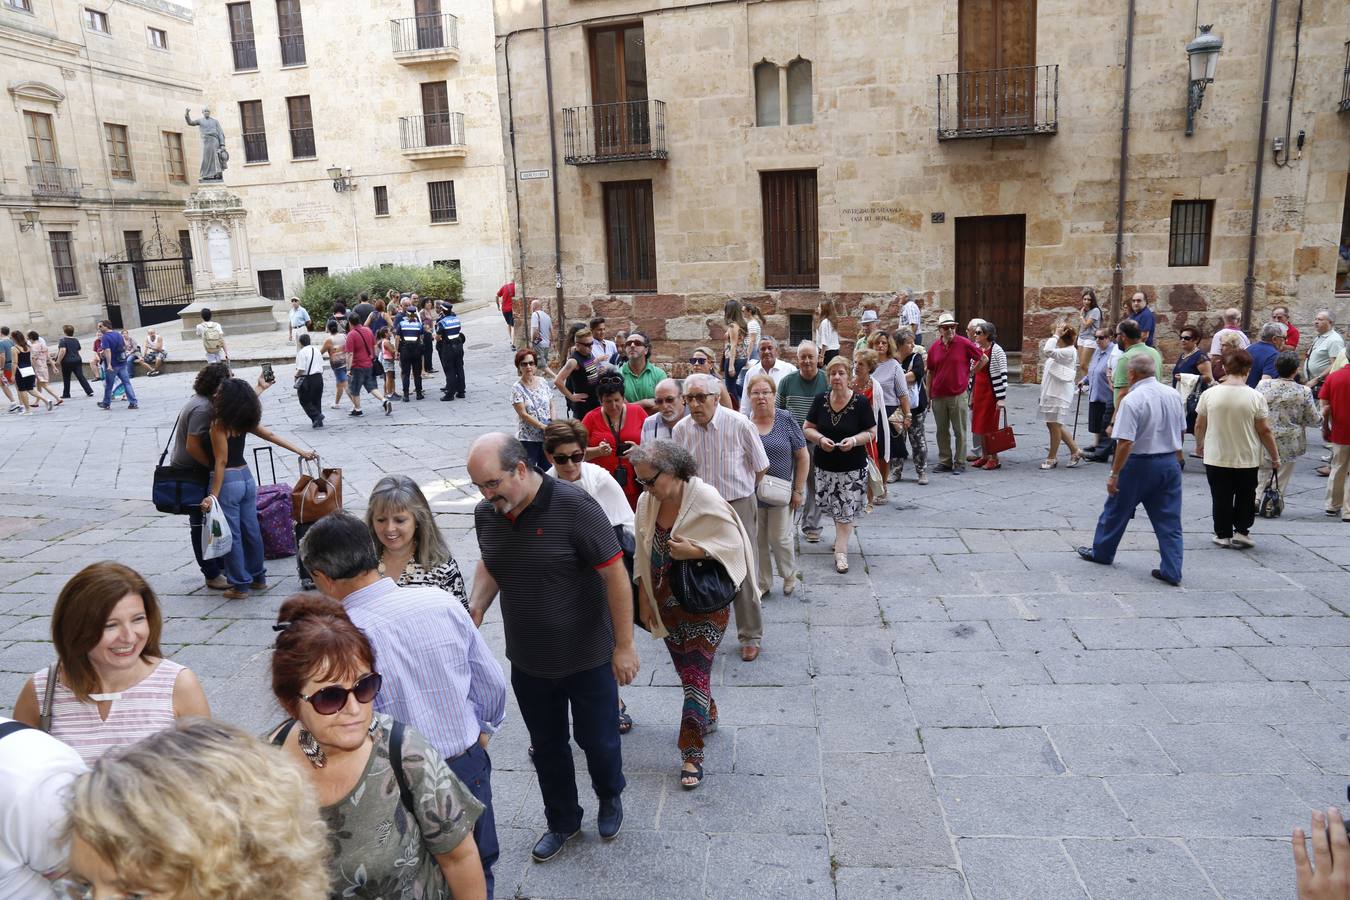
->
[[588, 24, 649, 156], [955, 214, 1026, 350], [957, 0, 1036, 132]]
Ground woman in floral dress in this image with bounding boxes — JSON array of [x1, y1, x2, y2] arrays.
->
[[511, 347, 554, 472], [1255, 351, 1321, 500]]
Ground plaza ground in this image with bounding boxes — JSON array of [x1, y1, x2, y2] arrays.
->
[[1, 306, 1347, 899]]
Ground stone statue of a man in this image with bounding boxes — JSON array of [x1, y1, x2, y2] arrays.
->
[[184, 107, 228, 182]]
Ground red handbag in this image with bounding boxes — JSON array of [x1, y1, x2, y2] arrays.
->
[[982, 408, 1017, 455]]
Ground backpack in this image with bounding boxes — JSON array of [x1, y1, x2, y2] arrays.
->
[[200, 321, 224, 352]]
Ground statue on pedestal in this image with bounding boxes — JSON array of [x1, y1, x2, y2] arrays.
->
[[184, 107, 229, 183]]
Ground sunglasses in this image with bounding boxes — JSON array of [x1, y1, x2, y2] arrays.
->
[[300, 672, 382, 715], [551, 450, 585, 465], [635, 471, 660, 488], [1095, 334, 1111, 340], [1180, 334, 1197, 341], [683, 393, 713, 404], [626, 339, 647, 347], [689, 357, 709, 365]]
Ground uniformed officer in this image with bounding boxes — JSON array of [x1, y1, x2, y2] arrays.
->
[[396, 302, 426, 400], [436, 301, 466, 401]]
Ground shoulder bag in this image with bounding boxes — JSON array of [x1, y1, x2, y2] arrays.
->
[[757, 474, 791, 507], [1257, 471, 1284, 519], [152, 411, 210, 514], [982, 408, 1017, 455], [292, 455, 343, 524], [671, 556, 737, 615]]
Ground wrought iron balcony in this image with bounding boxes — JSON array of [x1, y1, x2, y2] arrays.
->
[[279, 33, 306, 67], [563, 99, 667, 165], [27, 165, 81, 199], [391, 13, 459, 63], [937, 64, 1058, 140], [399, 112, 466, 159], [231, 38, 257, 71], [1340, 41, 1349, 113]]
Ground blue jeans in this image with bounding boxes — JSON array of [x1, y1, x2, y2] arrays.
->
[[448, 745, 498, 899], [1091, 451, 1184, 583], [219, 467, 265, 590], [101, 361, 137, 405], [511, 661, 624, 834]]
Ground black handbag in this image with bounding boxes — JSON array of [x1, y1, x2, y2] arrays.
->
[[1257, 471, 1284, 519], [671, 556, 737, 615], [152, 411, 209, 514]]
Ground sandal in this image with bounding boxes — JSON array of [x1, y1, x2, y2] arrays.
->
[[618, 703, 633, 735], [680, 762, 704, 790], [982, 458, 1002, 470], [1067, 454, 1084, 468], [1039, 459, 1058, 470], [834, 552, 849, 573]]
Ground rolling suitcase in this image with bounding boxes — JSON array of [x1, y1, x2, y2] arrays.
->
[[251, 447, 297, 559]]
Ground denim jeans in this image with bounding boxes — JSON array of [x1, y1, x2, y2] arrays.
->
[[1091, 452, 1184, 583], [448, 745, 498, 899], [101, 360, 137, 405], [219, 467, 265, 590]]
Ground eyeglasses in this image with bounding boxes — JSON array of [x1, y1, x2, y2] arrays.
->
[[579, 340, 594, 349], [689, 357, 709, 365], [299, 672, 382, 715], [635, 471, 660, 488], [520, 360, 537, 367], [551, 450, 585, 465], [472, 473, 509, 493], [683, 393, 713, 404], [655, 396, 679, 405]]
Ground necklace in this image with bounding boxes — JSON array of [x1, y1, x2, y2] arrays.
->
[[827, 393, 852, 428]]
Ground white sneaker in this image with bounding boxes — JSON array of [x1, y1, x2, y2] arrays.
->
[[1230, 533, 1255, 549], [1212, 536, 1232, 548]]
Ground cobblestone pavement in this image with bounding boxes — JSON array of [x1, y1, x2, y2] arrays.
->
[[2, 308, 1347, 898]]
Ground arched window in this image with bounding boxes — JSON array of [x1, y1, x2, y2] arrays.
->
[[754, 60, 780, 127], [787, 57, 813, 124]]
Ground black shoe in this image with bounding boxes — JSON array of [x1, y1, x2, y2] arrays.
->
[[597, 796, 623, 840], [456, 393, 465, 398], [952, 466, 965, 474], [349, 409, 364, 417], [531, 828, 580, 862], [1151, 569, 1181, 587], [934, 463, 954, 473], [313, 420, 324, 429], [403, 392, 410, 402], [416, 391, 424, 400], [441, 393, 454, 401], [1076, 546, 1107, 565]]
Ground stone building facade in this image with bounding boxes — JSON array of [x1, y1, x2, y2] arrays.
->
[[493, 0, 1350, 379], [0, 0, 200, 331], [193, 0, 512, 306]]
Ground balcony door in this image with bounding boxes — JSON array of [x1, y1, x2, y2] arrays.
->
[[954, 215, 1025, 351], [589, 24, 649, 157], [957, 0, 1035, 132], [25, 112, 59, 167], [414, 0, 443, 50], [420, 81, 451, 147]]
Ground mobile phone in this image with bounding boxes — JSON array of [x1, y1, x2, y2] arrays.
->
[[262, 364, 275, 383]]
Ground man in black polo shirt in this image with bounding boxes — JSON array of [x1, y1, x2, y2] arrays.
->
[[467, 433, 640, 863]]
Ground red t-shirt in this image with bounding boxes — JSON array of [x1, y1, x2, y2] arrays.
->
[[582, 404, 647, 509], [346, 324, 375, 369], [1321, 366, 1350, 445], [1285, 324, 1300, 349], [926, 335, 985, 399], [497, 283, 515, 313]]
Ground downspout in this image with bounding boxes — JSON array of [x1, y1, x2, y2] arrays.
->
[[1242, 0, 1280, 328], [1110, 0, 1136, 325], [503, 34, 529, 327], [541, 0, 566, 334]]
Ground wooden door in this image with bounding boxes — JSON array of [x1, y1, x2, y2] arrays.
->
[[957, 0, 1035, 131], [954, 215, 1025, 350], [420, 81, 451, 146], [589, 24, 649, 156], [25, 112, 58, 166], [414, 0, 442, 50]]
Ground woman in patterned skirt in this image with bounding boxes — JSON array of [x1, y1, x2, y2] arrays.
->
[[970, 321, 1010, 470], [631, 440, 756, 790], [366, 474, 469, 610], [804, 357, 877, 574]]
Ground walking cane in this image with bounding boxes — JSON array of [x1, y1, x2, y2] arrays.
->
[[1072, 386, 1083, 441]]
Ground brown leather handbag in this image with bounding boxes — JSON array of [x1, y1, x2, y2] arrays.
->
[[292, 457, 343, 523]]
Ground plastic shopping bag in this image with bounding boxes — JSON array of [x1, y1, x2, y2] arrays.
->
[[201, 501, 233, 561]]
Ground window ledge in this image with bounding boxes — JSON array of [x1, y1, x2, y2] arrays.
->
[[242, 160, 270, 166], [291, 156, 318, 162], [280, 63, 307, 70], [429, 219, 458, 226], [233, 68, 259, 74], [374, 213, 390, 218], [56, 294, 86, 301], [4, 5, 36, 16]]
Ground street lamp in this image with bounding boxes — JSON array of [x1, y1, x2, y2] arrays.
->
[[18, 209, 39, 232], [1185, 24, 1223, 136], [326, 165, 355, 193]]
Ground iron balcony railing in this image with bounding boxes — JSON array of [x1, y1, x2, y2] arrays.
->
[[398, 112, 466, 151], [563, 99, 667, 165], [391, 13, 458, 54], [231, 38, 257, 70], [27, 164, 81, 199], [279, 33, 306, 66], [1340, 41, 1349, 113], [937, 64, 1058, 140], [242, 133, 269, 163]]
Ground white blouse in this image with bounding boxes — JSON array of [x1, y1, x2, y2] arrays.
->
[[557, 462, 635, 532], [815, 318, 840, 351]]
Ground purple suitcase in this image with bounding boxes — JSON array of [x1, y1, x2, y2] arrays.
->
[[252, 448, 297, 560]]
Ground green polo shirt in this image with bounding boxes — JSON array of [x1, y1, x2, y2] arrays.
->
[[621, 360, 666, 403], [776, 370, 828, 426], [1112, 342, 1165, 404]]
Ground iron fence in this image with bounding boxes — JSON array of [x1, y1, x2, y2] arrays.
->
[[279, 33, 306, 66], [399, 112, 465, 150], [27, 164, 81, 199], [563, 99, 667, 165], [231, 38, 257, 70], [937, 64, 1058, 140], [242, 132, 269, 163], [391, 13, 458, 54], [99, 258, 194, 328]]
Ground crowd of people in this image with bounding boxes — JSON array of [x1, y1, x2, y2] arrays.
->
[[2, 290, 1349, 899]]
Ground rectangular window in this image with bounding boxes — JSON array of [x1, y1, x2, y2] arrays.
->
[[227, 3, 257, 70], [239, 100, 268, 163], [276, 0, 306, 66], [104, 123, 133, 180], [433, 259, 460, 271], [49, 231, 78, 296], [162, 131, 186, 183], [1337, 174, 1350, 295], [373, 185, 389, 216], [302, 266, 328, 282], [286, 95, 315, 159], [602, 180, 657, 293], [1168, 199, 1214, 267], [5, 0, 34, 12], [147, 26, 167, 49], [761, 170, 819, 289], [788, 313, 813, 346], [83, 7, 108, 32], [25, 111, 58, 166], [257, 269, 284, 301], [427, 180, 456, 224]]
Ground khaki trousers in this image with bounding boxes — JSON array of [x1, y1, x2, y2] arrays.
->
[[727, 495, 765, 646], [931, 393, 969, 469], [1327, 444, 1350, 518], [756, 503, 796, 591]]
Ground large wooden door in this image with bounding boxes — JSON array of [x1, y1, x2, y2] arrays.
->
[[589, 24, 649, 156], [420, 81, 451, 146], [25, 112, 58, 166], [958, 0, 1035, 131], [955, 215, 1025, 351]]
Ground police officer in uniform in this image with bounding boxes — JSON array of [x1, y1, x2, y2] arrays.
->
[[436, 301, 466, 401], [396, 302, 426, 400]]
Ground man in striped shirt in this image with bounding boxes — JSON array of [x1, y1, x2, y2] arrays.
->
[[675, 373, 770, 661], [777, 342, 827, 541], [300, 513, 508, 896]]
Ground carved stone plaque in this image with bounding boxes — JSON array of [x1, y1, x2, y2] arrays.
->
[[207, 224, 232, 279]]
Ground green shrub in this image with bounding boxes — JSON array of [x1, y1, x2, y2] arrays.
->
[[297, 264, 463, 326]]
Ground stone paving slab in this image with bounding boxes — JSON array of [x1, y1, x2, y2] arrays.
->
[[1, 304, 1346, 897]]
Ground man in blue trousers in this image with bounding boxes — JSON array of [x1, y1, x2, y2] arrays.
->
[[1076, 352, 1186, 586]]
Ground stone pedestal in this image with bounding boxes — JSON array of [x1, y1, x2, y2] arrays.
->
[[177, 186, 278, 340]]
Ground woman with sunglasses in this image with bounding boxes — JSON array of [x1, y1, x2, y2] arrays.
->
[[512, 347, 555, 472], [687, 346, 734, 407], [581, 372, 648, 510], [1173, 326, 1214, 437], [554, 323, 603, 418], [969, 322, 1009, 470], [269, 593, 487, 900]]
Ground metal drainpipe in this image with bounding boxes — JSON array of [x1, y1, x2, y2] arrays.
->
[[1242, 0, 1281, 329], [541, 0, 566, 334], [1110, 0, 1136, 325], [503, 34, 529, 329]]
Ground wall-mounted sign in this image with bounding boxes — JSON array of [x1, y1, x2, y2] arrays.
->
[[519, 169, 550, 180], [931, 212, 946, 224]]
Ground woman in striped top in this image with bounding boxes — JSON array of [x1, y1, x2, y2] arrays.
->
[[969, 322, 1009, 470], [12, 562, 211, 765]]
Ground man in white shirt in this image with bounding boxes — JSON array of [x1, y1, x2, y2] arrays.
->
[[0, 718, 87, 898], [530, 300, 553, 368], [1209, 308, 1250, 359], [641, 378, 685, 441], [899, 290, 923, 345], [739, 337, 797, 410], [287, 297, 311, 343]]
